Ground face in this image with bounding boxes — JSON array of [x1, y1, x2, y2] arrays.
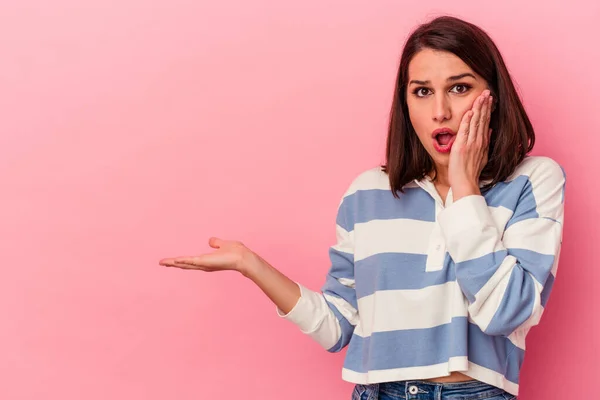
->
[[406, 48, 490, 170]]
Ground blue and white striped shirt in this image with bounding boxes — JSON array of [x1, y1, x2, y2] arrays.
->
[[277, 155, 566, 397]]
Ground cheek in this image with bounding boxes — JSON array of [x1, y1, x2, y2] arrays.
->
[[458, 94, 481, 115], [407, 105, 430, 143], [456, 100, 474, 116]]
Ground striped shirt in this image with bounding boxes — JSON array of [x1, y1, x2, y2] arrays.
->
[[277, 155, 566, 397]]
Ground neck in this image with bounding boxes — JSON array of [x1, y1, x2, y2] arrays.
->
[[429, 166, 450, 188]]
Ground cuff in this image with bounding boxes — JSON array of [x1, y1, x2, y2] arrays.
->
[[275, 282, 326, 333], [438, 195, 492, 238], [438, 194, 501, 262]]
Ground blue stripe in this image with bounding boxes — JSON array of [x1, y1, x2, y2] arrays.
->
[[344, 318, 468, 372], [453, 250, 508, 303], [508, 248, 555, 287], [540, 272, 555, 308], [482, 174, 542, 229], [468, 322, 523, 384], [483, 175, 528, 210], [343, 318, 522, 384], [454, 248, 554, 335], [321, 273, 358, 311], [327, 247, 354, 280], [355, 253, 455, 299], [485, 265, 537, 336], [505, 179, 539, 229], [341, 187, 435, 229], [335, 200, 352, 231]]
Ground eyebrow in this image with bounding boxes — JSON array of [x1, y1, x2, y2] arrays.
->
[[408, 73, 477, 86]]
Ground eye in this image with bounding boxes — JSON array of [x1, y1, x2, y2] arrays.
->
[[412, 87, 431, 98], [450, 84, 471, 94]]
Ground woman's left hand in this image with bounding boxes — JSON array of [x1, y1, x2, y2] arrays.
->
[[449, 89, 493, 201]]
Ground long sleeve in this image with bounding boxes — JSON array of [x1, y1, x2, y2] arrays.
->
[[276, 192, 358, 352], [438, 158, 566, 337]]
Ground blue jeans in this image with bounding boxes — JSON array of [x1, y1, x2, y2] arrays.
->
[[352, 379, 517, 399]]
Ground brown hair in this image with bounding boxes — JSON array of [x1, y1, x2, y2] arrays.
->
[[382, 15, 535, 197]]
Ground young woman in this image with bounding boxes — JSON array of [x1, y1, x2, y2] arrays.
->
[[159, 15, 566, 400]]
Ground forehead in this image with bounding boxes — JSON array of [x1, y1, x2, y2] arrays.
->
[[408, 49, 475, 80]]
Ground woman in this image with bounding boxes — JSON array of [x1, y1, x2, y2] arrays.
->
[[159, 16, 566, 400]]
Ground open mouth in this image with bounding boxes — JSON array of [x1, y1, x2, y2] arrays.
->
[[432, 128, 456, 153]]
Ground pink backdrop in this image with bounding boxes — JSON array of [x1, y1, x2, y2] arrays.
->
[[1, 1, 598, 399]]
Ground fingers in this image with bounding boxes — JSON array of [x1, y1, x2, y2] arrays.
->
[[159, 258, 210, 271], [476, 92, 489, 148], [457, 109, 474, 146], [484, 97, 493, 149], [467, 91, 485, 146], [174, 262, 209, 271], [159, 256, 204, 267], [159, 237, 243, 272], [468, 90, 493, 149], [484, 128, 492, 163], [208, 237, 223, 248], [173, 255, 204, 265]]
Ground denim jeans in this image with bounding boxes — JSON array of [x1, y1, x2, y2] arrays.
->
[[352, 379, 517, 400]]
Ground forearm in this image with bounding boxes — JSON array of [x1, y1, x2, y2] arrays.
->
[[240, 250, 349, 351], [439, 190, 563, 337], [240, 252, 301, 315]]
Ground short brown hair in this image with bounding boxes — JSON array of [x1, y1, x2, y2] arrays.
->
[[382, 15, 535, 197]]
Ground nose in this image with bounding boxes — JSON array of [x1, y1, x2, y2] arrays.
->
[[432, 94, 451, 122]]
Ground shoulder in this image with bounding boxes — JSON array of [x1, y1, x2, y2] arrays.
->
[[505, 156, 566, 216], [341, 165, 390, 199], [508, 155, 566, 185]]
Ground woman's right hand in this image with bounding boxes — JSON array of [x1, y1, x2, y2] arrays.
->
[[159, 237, 255, 276], [159, 236, 302, 315]]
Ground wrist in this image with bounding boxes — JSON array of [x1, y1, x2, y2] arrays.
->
[[452, 182, 481, 201], [238, 250, 265, 280]]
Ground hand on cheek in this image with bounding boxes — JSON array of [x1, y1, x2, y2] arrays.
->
[[449, 89, 493, 201]]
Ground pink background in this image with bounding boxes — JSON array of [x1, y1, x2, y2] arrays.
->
[[1, 1, 598, 399]]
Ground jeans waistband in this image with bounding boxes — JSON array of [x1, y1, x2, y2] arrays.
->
[[375, 379, 506, 398]]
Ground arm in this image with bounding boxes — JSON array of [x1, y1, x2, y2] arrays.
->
[[242, 252, 302, 316], [162, 190, 358, 351], [252, 193, 358, 352], [438, 158, 566, 337]]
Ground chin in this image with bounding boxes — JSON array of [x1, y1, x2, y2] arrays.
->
[[427, 151, 450, 168], [436, 156, 450, 166]]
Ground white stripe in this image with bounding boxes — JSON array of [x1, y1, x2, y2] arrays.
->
[[354, 218, 434, 262], [503, 217, 562, 255], [507, 327, 527, 351], [355, 281, 468, 337], [488, 205, 514, 233], [344, 167, 390, 197], [276, 283, 342, 350], [451, 224, 506, 263], [342, 356, 470, 384], [338, 277, 355, 288], [323, 293, 359, 326], [331, 224, 354, 254], [550, 246, 561, 276]]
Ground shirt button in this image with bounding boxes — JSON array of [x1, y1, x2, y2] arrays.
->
[[435, 244, 441, 251], [409, 385, 418, 394]]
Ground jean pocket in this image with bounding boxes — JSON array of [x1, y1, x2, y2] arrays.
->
[[351, 384, 367, 400]]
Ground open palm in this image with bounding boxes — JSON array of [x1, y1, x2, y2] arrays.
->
[[159, 237, 248, 272]]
